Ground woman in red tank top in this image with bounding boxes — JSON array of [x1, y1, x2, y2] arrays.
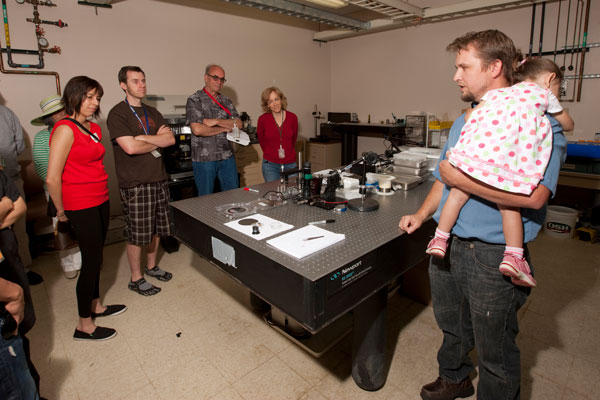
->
[[47, 76, 127, 341]]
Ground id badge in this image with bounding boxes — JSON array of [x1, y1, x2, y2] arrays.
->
[[278, 146, 285, 159], [231, 125, 240, 138], [151, 149, 161, 158]]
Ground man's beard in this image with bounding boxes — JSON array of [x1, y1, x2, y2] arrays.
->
[[461, 92, 476, 103]]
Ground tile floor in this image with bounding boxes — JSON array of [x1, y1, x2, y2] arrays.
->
[[27, 232, 599, 400]]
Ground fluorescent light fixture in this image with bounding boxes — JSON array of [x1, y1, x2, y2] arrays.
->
[[78, 0, 113, 7], [304, 0, 347, 9]]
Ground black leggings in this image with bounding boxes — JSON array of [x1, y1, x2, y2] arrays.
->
[[65, 201, 110, 318]]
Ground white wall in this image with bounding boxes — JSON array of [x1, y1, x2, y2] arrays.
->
[[1, 0, 330, 214], [329, 2, 600, 155]]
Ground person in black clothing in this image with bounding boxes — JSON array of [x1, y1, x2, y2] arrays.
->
[[0, 169, 40, 399]]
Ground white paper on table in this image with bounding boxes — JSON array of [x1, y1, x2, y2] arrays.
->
[[266, 225, 345, 259], [224, 213, 293, 240]]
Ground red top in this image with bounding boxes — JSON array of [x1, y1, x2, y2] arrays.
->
[[257, 111, 298, 164], [50, 119, 109, 210]]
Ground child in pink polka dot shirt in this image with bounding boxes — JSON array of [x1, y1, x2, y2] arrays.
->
[[427, 58, 574, 287]]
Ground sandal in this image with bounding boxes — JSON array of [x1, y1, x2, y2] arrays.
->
[[128, 278, 161, 296], [145, 265, 173, 282]]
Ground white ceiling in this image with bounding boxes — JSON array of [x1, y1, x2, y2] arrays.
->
[[216, 0, 560, 41]]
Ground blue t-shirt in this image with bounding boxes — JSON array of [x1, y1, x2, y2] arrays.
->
[[432, 114, 566, 244]]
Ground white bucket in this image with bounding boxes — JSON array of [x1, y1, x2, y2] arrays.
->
[[544, 206, 578, 239]]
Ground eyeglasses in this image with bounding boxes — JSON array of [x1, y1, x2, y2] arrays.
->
[[207, 74, 226, 83]]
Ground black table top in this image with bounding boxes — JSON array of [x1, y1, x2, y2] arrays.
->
[[170, 180, 434, 282]]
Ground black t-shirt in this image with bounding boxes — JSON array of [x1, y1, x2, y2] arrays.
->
[[0, 170, 35, 335], [107, 101, 169, 188]]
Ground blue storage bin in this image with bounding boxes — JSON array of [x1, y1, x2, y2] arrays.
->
[[566, 142, 600, 158]]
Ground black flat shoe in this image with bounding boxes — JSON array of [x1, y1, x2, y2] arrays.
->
[[91, 304, 127, 318], [73, 326, 117, 341]]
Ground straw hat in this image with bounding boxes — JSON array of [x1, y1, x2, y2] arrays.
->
[[31, 95, 64, 126]]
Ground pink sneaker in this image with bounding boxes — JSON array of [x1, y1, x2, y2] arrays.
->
[[426, 237, 448, 259], [499, 253, 537, 287]]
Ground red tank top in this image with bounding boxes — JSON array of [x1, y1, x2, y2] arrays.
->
[[50, 119, 109, 210]]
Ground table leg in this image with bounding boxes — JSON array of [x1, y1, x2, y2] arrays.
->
[[349, 133, 358, 165], [249, 291, 271, 312], [351, 287, 388, 391], [341, 132, 359, 166], [341, 130, 349, 165]]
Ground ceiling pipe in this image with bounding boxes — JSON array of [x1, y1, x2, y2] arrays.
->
[[0, 47, 61, 94], [2, 0, 44, 68], [0, 0, 61, 94]]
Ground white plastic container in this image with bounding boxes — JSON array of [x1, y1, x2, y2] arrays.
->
[[401, 147, 442, 171], [393, 153, 428, 168], [544, 206, 578, 239]]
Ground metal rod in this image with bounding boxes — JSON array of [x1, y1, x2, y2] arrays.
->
[[572, 0, 584, 97], [535, 47, 589, 57], [568, 0, 580, 71], [528, 3, 536, 58], [1, 47, 39, 55], [563, 42, 600, 49], [553, 0, 562, 62], [561, 0, 572, 71], [576, 0, 590, 101], [538, 2, 545, 56], [564, 74, 600, 79]]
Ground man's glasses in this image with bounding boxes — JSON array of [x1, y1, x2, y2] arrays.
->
[[207, 74, 226, 83]]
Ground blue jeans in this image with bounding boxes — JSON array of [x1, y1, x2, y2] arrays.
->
[[429, 236, 530, 400], [0, 335, 39, 400], [262, 160, 297, 183], [192, 158, 239, 196]]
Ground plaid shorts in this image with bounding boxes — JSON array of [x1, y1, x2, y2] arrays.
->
[[120, 181, 171, 246]]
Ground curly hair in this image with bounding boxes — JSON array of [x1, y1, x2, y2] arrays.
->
[[447, 30, 523, 84], [260, 87, 288, 113]]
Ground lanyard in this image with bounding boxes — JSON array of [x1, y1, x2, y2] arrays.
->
[[125, 99, 150, 135], [273, 111, 285, 144], [64, 117, 100, 143], [203, 88, 232, 117]]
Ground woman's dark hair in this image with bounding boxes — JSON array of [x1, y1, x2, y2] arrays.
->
[[515, 57, 563, 84], [62, 76, 104, 119]]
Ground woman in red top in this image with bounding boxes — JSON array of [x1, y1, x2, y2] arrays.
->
[[47, 76, 126, 341], [257, 87, 298, 182]]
